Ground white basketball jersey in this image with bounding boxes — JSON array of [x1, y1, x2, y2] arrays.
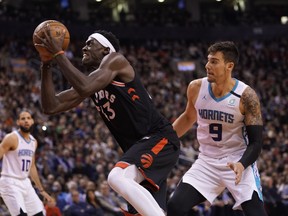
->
[[195, 78, 248, 158], [1, 131, 36, 179]]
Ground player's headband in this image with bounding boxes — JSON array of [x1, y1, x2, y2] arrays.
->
[[88, 33, 116, 53]]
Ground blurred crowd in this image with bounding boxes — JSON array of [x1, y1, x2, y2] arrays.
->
[[1, 0, 288, 27], [0, 34, 287, 216]]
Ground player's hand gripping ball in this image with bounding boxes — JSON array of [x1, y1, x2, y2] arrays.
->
[[33, 20, 70, 62]]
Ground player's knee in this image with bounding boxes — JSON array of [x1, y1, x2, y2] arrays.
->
[[107, 167, 120, 189]]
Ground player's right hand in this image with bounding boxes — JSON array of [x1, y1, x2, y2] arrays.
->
[[227, 162, 244, 185]]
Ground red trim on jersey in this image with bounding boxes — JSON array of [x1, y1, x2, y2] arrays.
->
[[115, 161, 130, 168], [151, 138, 168, 155], [120, 208, 142, 216], [111, 80, 125, 87], [138, 168, 159, 192], [114, 162, 159, 192]]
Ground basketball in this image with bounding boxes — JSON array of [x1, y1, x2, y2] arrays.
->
[[33, 20, 70, 58]]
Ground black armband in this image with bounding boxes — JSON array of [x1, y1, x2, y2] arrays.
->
[[238, 125, 263, 169]]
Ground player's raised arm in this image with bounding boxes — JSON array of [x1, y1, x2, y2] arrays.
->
[[40, 64, 85, 115]]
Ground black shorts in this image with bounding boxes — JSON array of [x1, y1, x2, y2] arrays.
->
[[117, 124, 180, 192]]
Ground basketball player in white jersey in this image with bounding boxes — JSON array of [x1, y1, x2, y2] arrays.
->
[[167, 41, 268, 216], [0, 110, 53, 216]]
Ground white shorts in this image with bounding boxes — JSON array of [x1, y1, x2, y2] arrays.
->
[[0, 176, 45, 216], [182, 153, 263, 210]]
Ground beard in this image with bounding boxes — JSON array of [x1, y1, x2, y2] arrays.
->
[[20, 125, 34, 133]]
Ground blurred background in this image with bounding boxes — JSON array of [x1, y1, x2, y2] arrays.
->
[[0, 0, 287, 215]]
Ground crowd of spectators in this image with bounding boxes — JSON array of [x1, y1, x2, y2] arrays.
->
[[1, 0, 288, 27], [0, 32, 287, 216]]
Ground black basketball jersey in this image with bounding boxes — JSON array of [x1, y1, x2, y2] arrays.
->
[[90, 72, 170, 152]]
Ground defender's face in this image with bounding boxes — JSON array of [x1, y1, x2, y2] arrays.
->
[[82, 38, 105, 68], [205, 51, 229, 83], [17, 111, 34, 133]]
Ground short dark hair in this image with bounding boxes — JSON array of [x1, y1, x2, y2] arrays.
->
[[208, 41, 239, 66], [18, 109, 33, 120], [94, 30, 120, 52]]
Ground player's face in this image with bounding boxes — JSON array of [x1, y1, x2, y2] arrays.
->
[[82, 39, 106, 68], [17, 111, 34, 133], [205, 52, 231, 83]]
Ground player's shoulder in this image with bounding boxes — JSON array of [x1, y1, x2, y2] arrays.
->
[[105, 52, 127, 63], [240, 85, 261, 112], [242, 85, 258, 99], [186, 78, 203, 102], [188, 78, 203, 90], [1, 131, 18, 147], [3, 131, 17, 140]]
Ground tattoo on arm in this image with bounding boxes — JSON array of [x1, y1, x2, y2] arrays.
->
[[242, 87, 263, 125]]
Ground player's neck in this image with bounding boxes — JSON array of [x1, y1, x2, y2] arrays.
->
[[18, 130, 30, 141], [211, 78, 235, 98]]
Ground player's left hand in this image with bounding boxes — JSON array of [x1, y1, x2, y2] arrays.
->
[[42, 23, 65, 55], [227, 162, 244, 185]]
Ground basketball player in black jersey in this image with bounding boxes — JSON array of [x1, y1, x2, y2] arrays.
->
[[36, 29, 180, 216]]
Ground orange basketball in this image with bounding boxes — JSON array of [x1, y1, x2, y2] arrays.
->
[[33, 20, 70, 58]]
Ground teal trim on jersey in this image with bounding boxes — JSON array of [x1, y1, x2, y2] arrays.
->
[[252, 163, 264, 201], [208, 79, 239, 102], [16, 131, 31, 144]]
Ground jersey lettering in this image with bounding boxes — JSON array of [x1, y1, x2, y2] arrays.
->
[[21, 159, 31, 172], [198, 109, 234, 123], [18, 149, 34, 157], [94, 90, 115, 103], [96, 101, 115, 121], [209, 123, 222, 141]]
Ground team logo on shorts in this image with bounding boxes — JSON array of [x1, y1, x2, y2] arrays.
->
[[141, 153, 153, 168]]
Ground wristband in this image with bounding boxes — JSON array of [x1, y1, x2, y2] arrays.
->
[[53, 50, 65, 58]]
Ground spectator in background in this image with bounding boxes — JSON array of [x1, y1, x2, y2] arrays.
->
[[45, 196, 62, 216], [262, 175, 286, 216], [95, 181, 125, 216], [65, 180, 85, 205], [51, 180, 68, 212], [86, 189, 105, 216], [63, 189, 94, 216]]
